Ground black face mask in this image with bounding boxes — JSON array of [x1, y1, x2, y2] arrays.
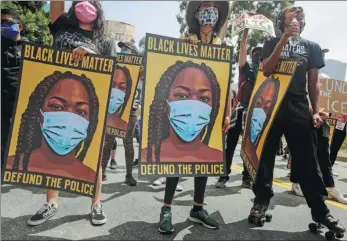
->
[[252, 55, 260, 66]]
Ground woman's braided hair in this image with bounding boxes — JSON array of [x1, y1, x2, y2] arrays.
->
[[146, 61, 221, 163], [12, 71, 99, 171], [114, 65, 132, 117]]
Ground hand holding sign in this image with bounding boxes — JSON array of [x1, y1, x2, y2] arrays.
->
[[231, 13, 276, 37]]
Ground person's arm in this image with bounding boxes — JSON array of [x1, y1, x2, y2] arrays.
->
[[238, 29, 249, 68], [50, 1, 65, 24], [262, 25, 299, 77]]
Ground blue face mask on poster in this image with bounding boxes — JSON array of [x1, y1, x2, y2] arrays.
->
[[1, 23, 20, 40], [250, 108, 266, 143], [120, 49, 130, 54], [167, 99, 212, 142], [108, 88, 125, 114], [40, 110, 89, 156]]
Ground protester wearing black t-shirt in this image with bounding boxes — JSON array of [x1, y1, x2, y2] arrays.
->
[[1, 9, 25, 169], [27, 1, 115, 227], [249, 6, 345, 233], [215, 28, 259, 189]]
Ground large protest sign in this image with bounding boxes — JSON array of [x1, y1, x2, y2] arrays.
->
[[139, 33, 232, 177], [2, 43, 115, 197], [319, 78, 347, 115], [241, 60, 297, 180], [105, 53, 142, 138], [231, 13, 276, 37]]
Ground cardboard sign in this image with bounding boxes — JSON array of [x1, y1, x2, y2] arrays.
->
[[2, 43, 115, 197], [319, 78, 347, 115], [231, 13, 276, 37], [139, 33, 233, 177]]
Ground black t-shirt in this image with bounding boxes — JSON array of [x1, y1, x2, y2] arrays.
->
[[237, 62, 257, 106], [49, 14, 115, 56], [262, 37, 325, 98]]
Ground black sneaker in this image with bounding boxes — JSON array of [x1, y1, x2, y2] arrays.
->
[[125, 174, 137, 186], [215, 177, 228, 188], [319, 214, 346, 234], [242, 179, 252, 189], [27, 203, 58, 226], [110, 159, 117, 170], [159, 206, 174, 234], [133, 159, 139, 167], [189, 208, 219, 229], [91, 203, 107, 225], [102, 174, 107, 181]]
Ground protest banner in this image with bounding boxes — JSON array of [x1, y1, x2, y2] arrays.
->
[[139, 33, 232, 177], [330, 113, 347, 131], [241, 60, 297, 180], [231, 13, 276, 37], [319, 78, 347, 115], [326, 118, 337, 145], [2, 43, 115, 197], [105, 53, 142, 138]]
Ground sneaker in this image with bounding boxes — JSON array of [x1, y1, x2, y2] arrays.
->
[[153, 177, 165, 186], [189, 207, 219, 229], [110, 159, 117, 170], [91, 203, 106, 225], [242, 179, 252, 189], [327, 187, 347, 204], [102, 174, 107, 181], [159, 206, 174, 234], [27, 203, 58, 226], [176, 185, 183, 192], [125, 174, 137, 186], [215, 177, 228, 188], [133, 159, 139, 167], [320, 214, 346, 234], [292, 183, 304, 197]]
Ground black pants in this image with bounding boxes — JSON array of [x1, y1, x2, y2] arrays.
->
[[222, 109, 250, 181], [253, 99, 329, 221], [317, 124, 335, 188], [1, 102, 13, 169], [330, 124, 346, 166], [164, 177, 207, 204]]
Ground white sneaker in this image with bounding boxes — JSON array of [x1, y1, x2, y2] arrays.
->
[[327, 187, 347, 204], [153, 177, 165, 186], [175, 185, 183, 192], [292, 183, 304, 197]]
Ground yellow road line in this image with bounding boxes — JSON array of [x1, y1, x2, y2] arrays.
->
[[231, 165, 347, 211]]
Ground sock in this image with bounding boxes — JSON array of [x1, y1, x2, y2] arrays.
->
[[193, 205, 203, 211]]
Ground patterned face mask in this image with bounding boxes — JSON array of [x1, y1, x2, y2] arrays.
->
[[195, 6, 219, 27]]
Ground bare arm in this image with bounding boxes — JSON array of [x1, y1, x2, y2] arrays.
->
[[308, 68, 320, 115], [238, 29, 249, 68], [262, 38, 287, 77], [50, 1, 65, 24]]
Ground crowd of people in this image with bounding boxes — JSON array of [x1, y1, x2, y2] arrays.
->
[[1, 0, 346, 237]]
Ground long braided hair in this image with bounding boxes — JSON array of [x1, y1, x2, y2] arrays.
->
[[12, 71, 99, 171], [114, 65, 132, 117], [146, 61, 221, 163]]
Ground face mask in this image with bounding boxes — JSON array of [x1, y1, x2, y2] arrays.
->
[[75, 1, 97, 24], [250, 108, 267, 143], [252, 55, 261, 66], [108, 88, 125, 114], [120, 49, 130, 54], [195, 6, 219, 27], [1, 23, 20, 40], [167, 99, 212, 142], [40, 110, 89, 156]]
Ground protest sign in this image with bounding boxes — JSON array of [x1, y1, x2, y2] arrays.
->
[[2, 43, 115, 197], [330, 113, 347, 131], [241, 60, 297, 180], [105, 54, 142, 138], [139, 33, 232, 177], [231, 13, 276, 37], [327, 118, 337, 145], [319, 78, 347, 115]]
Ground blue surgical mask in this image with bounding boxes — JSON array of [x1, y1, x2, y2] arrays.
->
[[167, 99, 212, 142], [250, 108, 266, 143], [120, 49, 130, 54], [1, 23, 20, 40], [108, 88, 125, 114], [40, 110, 89, 156]]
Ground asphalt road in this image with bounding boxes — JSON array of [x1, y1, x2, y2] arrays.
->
[[2, 142, 347, 240]]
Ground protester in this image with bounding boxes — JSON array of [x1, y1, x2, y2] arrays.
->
[[249, 5, 345, 233], [158, 1, 231, 234], [330, 124, 346, 168], [1, 9, 24, 169], [101, 41, 139, 186], [215, 28, 258, 189], [27, 1, 116, 226]]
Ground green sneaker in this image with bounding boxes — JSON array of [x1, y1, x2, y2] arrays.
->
[[189, 208, 219, 229], [159, 206, 174, 234]]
